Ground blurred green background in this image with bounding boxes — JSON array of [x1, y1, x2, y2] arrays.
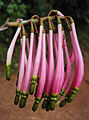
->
[[0, 0, 89, 73]]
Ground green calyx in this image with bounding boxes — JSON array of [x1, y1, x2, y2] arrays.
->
[[46, 103, 50, 112], [19, 92, 28, 108], [14, 96, 19, 105], [59, 94, 69, 107], [50, 101, 55, 111], [29, 76, 37, 95], [19, 98, 27, 108], [46, 97, 51, 111], [60, 89, 64, 96], [51, 94, 58, 101], [57, 89, 64, 102], [6, 64, 11, 80], [50, 94, 58, 111], [42, 100, 47, 109], [57, 17, 61, 24], [42, 94, 49, 109], [31, 25, 34, 33], [34, 97, 41, 104], [14, 89, 20, 105], [40, 19, 43, 26], [49, 23, 52, 30], [68, 87, 79, 103], [70, 17, 74, 24], [29, 83, 35, 95], [32, 102, 38, 112], [60, 99, 67, 107], [32, 97, 41, 112], [67, 94, 75, 103]]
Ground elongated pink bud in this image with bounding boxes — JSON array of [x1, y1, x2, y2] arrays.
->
[[67, 31, 79, 95], [17, 36, 26, 91], [57, 9, 72, 75], [16, 38, 27, 88], [19, 32, 34, 108], [52, 24, 62, 94], [6, 27, 21, 80], [71, 23, 84, 88], [65, 22, 84, 102], [29, 24, 43, 96], [45, 29, 54, 95], [32, 25, 43, 78], [62, 36, 71, 91], [50, 22, 62, 110], [32, 31, 47, 111], [14, 35, 26, 105], [60, 21, 84, 107], [58, 37, 65, 95], [22, 32, 34, 92], [36, 32, 46, 98]]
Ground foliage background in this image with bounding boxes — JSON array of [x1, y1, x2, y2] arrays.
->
[[0, 0, 89, 71]]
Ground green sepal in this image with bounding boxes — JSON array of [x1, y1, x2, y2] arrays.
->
[[32, 97, 41, 111], [14, 95, 19, 105], [35, 97, 41, 103], [59, 94, 70, 107], [68, 87, 78, 103], [29, 83, 35, 95], [57, 17, 61, 24], [46, 105, 50, 112], [50, 94, 58, 110], [46, 97, 51, 111], [70, 17, 74, 24], [42, 100, 47, 109], [49, 23, 52, 30], [57, 89, 64, 102], [6, 64, 11, 80], [50, 101, 56, 111], [42, 94, 49, 109], [56, 94, 61, 102], [32, 102, 38, 112], [60, 99, 67, 107], [19, 98, 27, 108], [29, 76, 38, 95], [67, 93, 75, 103], [14, 89, 20, 105], [19, 92, 28, 108], [51, 93, 58, 101]]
